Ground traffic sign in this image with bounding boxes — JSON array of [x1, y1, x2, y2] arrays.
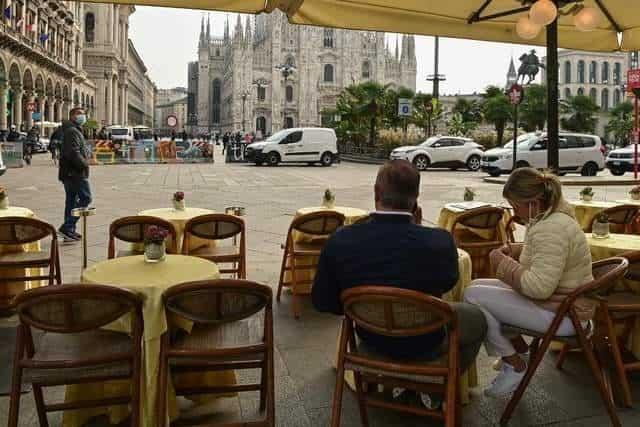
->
[[26, 102, 36, 112], [166, 114, 178, 128], [398, 98, 412, 117], [508, 84, 525, 105], [628, 69, 640, 95], [31, 112, 41, 121]]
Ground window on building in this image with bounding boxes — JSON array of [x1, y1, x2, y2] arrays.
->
[[564, 61, 571, 84], [601, 62, 609, 84], [286, 85, 293, 102], [285, 117, 294, 129], [614, 89, 621, 106], [215, 48, 220, 56], [285, 56, 295, 68], [257, 86, 265, 101], [589, 61, 597, 83], [362, 61, 370, 79], [324, 64, 334, 82], [564, 88, 571, 99], [74, 89, 79, 105], [601, 88, 609, 111], [212, 79, 221, 124], [589, 88, 597, 103], [256, 116, 266, 134], [85, 13, 95, 43], [614, 63, 621, 85], [323, 29, 334, 48], [578, 60, 585, 83]]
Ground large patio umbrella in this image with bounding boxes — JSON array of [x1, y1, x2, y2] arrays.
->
[[94, 0, 640, 170]]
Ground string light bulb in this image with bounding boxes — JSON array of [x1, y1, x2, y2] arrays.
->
[[529, 0, 558, 26], [516, 16, 542, 40], [574, 7, 601, 32]]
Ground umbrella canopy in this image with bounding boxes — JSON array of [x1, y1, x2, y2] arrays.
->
[[89, 0, 639, 52]]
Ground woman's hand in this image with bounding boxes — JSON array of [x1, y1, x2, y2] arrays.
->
[[490, 247, 507, 269]]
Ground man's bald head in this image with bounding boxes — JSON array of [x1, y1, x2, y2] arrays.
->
[[374, 160, 420, 212]]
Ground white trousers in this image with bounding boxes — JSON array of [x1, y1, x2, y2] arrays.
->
[[463, 279, 577, 357]]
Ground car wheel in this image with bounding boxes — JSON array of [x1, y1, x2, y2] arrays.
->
[[255, 161, 263, 166], [466, 155, 481, 171], [489, 171, 501, 177], [320, 152, 333, 166], [267, 152, 280, 166], [413, 155, 430, 171], [581, 162, 598, 177], [610, 167, 625, 176]]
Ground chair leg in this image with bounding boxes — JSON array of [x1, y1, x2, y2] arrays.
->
[[267, 342, 275, 426], [555, 343, 571, 370], [353, 370, 369, 427], [290, 255, 300, 319], [32, 384, 49, 427], [604, 312, 633, 407], [573, 315, 621, 427], [259, 359, 268, 412], [8, 327, 25, 427], [276, 248, 289, 303], [157, 334, 169, 427], [331, 321, 350, 427]]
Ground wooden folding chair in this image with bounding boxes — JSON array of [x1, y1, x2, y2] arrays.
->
[[0, 217, 61, 310], [592, 205, 640, 234], [331, 286, 460, 427], [158, 279, 274, 427], [108, 215, 178, 259], [500, 257, 628, 427], [452, 207, 506, 279], [182, 213, 246, 279], [277, 210, 345, 318], [8, 284, 144, 427]]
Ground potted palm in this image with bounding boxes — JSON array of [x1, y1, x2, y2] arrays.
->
[[464, 187, 476, 202], [144, 225, 169, 263], [580, 187, 594, 202], [0, 187, 7, 210], [322, 189, 336, 209], [592, 212, 610, 239], [172, 191, 185, 211], [630, 186, 640, 201]]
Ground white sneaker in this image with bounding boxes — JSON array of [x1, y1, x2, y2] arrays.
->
[[492, 351, 529, 371], [484, 362, 526, 397]]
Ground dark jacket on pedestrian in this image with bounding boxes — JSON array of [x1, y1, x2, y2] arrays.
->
[[6, 130, 20, 142], [59, 120, 90, 181], [312, 213, 460, 360]]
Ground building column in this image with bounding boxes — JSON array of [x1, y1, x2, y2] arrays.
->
[[13, 87, 23, 129], [56, 98, 63, 122], [121, 84, 127, 125], [112, 80, 118, 124], [21, 1, 27, 36], [0, 83, 7, 130], [105, 78, 112, 124], [47, 96, 55, 122], [37, 95, 45, 136], [25, 93, 35, 129]]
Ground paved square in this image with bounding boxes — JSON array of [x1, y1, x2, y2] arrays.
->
[[0, 148, 638, 426]]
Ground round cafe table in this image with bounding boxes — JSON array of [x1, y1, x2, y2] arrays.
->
[[585, 233, 640, 361], [284, 206, 369, 292], [569, 200, 618, 232], [138, 207, 214, 253], [0, 206, 44, 305], [63, 255, 231, 427]]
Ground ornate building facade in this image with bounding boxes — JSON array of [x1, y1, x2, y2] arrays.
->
[[188, 11, 417, 135], [127, 39, 156, 127]]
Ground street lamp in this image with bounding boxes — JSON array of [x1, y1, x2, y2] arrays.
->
[[275, 63, 296, 129], [240, 88, 251, 133]]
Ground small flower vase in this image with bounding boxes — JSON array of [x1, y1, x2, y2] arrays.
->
[[144, 241, 166, 263], [464, 192, 474, 202], [581, 194, 593, 202], [322, 197, 335, 209], [173, 199, 185, 211], [631, 193, 640, 201], [0, 197, 8, 210], [592, 221, 610, 239]]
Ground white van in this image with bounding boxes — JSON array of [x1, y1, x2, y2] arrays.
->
[[0, 143, 6, 176], [245, 127, 339, 166], [108, 125, 135, 143], [481, 132, 605, 177]]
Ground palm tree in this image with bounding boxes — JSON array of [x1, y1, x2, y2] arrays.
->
[[482, 87, 512, 145], [606, 101, 634, 147], [519, 84, 547, 131], [412, 93, 442, 136], [356, 81, 389, 146], [560, 95, 600, 134]]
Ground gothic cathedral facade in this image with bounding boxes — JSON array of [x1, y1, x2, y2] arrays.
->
[[188, 11, 416, 136]]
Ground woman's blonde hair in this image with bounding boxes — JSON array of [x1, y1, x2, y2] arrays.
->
[[503, 167, 563, 218]]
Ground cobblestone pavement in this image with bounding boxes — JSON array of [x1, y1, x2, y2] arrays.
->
[[0, 149, 638, 426]]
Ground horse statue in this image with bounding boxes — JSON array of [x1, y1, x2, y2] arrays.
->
[[517, 50, 546, 85]]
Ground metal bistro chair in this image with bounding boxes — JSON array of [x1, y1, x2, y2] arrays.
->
[[451, 207, 506, 279], [277, 211, 345, 319], [182, 214, 247, 279], [108, 215, 178, 259], [158, 279, 274, 427], [8, 284, 144, 427], [556, 250, 640, 407], [591, 205, 640, 234], [332, 286, 461, 427], [500, 257, 628, 427], [0, 217, 62, 310]]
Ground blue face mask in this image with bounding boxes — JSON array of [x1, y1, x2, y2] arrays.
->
[[74, 114, 87, 126]]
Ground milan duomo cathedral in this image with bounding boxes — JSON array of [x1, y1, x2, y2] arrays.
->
[[187, 11, 417, 136]]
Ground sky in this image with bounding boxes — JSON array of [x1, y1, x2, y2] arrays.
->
[[129, 6, 540, 94]]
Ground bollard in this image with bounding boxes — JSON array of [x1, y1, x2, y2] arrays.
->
[[71, 207, 96, 271]]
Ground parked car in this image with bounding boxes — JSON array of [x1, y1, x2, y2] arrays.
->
[[605, 146, 640, 176], [481, 132, 604, 177], [389, 136, 484, 171], [245, 127, 338, 166], [108, 125, 135, 144]]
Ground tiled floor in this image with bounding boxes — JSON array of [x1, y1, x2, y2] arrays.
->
[[0, 149, 638, 426]]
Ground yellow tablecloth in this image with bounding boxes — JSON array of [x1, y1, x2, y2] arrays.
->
[[337, 249, 476, 404], [138, 207, 214, 253], [569, 200, 618, 232], [285, 206, 369, 292], [437, 204, 510, 241], [0, 206, 43, 305], [64, 255, 232, 427], [586, 233, 640, 360]]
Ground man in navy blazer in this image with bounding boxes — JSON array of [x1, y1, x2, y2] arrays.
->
[[312, 160, 486, 370]]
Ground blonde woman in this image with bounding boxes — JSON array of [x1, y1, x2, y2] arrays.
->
[[463, 168, 593, 397]]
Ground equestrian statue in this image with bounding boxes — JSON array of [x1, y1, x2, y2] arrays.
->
[[517, 50, 546, 85]]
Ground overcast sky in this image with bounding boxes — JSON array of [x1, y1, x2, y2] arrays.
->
[[129, 6, 540, 94]]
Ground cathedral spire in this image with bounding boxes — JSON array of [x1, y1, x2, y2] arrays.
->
[[506, 57, 518, 88], [401, 34, 408, 61], [206, 14, 211, 41], [234, 14, 243, 42], [199, 15, 204, 46], [395, 35, 399, 61], [224, 15, 229, 40], [245, 15, 252, 43]]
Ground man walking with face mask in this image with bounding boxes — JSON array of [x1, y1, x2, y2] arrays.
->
[[58, 107, 92, 243]]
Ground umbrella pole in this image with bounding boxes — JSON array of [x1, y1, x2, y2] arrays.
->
[[546, 13, 559, 174]]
